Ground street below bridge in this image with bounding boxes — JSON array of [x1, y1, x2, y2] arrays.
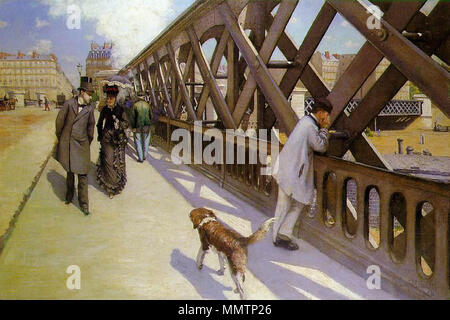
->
[[0, 110, 396, 300]]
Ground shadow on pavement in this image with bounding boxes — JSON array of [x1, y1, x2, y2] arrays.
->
[[146, 146, 395, 300], [170, 249, 233, 300], [47, 169, 66, 203]]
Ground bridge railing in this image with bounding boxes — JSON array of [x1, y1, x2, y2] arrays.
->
[[310, 155, 449, 300], [153, 116, 277, 212], [152, 117, 449, 300]]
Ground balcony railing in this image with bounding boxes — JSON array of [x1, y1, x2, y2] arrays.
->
[[305, 97, 423, 117]]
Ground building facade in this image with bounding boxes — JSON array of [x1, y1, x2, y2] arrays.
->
[[311, 51, 340, 89], [312, 51, 410, 100], [0, 51, 74, 105], [86, 42, 114, 94]]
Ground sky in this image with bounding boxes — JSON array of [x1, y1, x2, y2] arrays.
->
[[0, 0, 193, 86], [0, 0, 379, 87]]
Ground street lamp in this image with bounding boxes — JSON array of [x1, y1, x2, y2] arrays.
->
[[76, 63, 83, 81]]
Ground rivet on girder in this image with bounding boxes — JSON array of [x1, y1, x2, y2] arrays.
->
[[375, 28, 388, 41]]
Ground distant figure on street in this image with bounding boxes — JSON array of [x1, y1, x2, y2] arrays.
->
[[96, 84, 129, 199], [55, 77, 96, 216], [38, 98, 42, 109], [44, 97, 50, 111], [272, 98, 332, 251], [130, 91, 152, 163]]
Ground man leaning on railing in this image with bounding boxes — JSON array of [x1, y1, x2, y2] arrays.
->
[[272, 98, 333, 251]]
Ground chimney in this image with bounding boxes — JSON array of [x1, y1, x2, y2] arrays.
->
[[406, 146, 414, 155], [397, 139, 404, 154], [17, 51, 24, 59], [32, 51, 39, 59], [324, 51, 330, 59]]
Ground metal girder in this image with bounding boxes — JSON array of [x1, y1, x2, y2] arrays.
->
[[435, 37, 449, 65], [166, 42, 198, 121], [328, 1, 426, 123], [231, 0, 299, 128], [404, 1, 450, 65], [350, 134, 393, 170], [271, 8, 390, 168], [326, 0, 450, 118], [278, 2, 336, 100], [227, 37, 239, 113], [219, 1, 298, 134], [143, 60, 160, 112], [187, 25, 237, 129], [188, 52, 195, 109], [175, 49, 194, 117], [153, 52, 175, 118], [196, 29, 230, 119], [139, 71, 145, 92], [158, 57, 172, 95], [369, 0, 392, 13], [265, 9, 331, 106], [331, 15, 449, 157], [171, 69, 177, 108]]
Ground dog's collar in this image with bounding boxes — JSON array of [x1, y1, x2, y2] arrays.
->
[[197, 216, 217, 229]]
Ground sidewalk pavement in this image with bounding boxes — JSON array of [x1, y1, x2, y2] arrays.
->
[[0, 126, 396, 300], [0, 109, 57, 242]]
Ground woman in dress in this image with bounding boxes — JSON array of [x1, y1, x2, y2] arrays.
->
[[96, 85, 129, 199]]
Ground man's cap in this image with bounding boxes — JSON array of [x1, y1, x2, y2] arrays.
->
[[312, 97, 333, 113]]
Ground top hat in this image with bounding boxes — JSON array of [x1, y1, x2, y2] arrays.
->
[[312, 97, 333, 113], [78, 77, 94, 93]]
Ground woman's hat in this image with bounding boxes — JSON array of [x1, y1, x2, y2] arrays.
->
[[104, 84, 119, 95]]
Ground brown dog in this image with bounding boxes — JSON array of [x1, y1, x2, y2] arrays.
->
[[189, 208, 275, 300]]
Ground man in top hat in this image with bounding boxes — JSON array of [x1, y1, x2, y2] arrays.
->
[[272, 97, 333, 250], [55, 77, 96, 216], [130, 91, 152, 163]]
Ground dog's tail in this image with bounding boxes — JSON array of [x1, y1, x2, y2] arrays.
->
[[246, 218, 276, 245]]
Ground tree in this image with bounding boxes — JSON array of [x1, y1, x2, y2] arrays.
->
[[91, 91, 99, 103]]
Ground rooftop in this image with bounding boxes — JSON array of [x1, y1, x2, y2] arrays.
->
[[87, 41, 113, 60], [0, 51, 57, 61], [383, 154, 450, 183]]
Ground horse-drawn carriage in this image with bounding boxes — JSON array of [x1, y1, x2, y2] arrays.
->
[[0, 98, 16, 112]]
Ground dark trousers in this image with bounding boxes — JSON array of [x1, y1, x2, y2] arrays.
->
[[66, 172, 89, 209]]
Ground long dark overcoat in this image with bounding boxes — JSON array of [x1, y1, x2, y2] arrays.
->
[[55, 97, 95, 174]]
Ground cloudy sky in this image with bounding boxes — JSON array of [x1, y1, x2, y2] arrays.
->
[[0, 0, 370, 87]]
